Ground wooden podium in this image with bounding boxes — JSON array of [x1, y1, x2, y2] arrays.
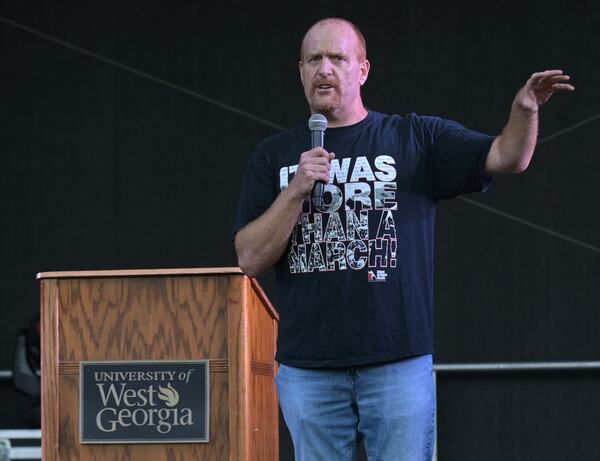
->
[[38, 268, 279, 461]]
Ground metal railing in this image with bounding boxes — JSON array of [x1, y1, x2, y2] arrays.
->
[[0, 430, 41, 460], [434, 360, 600, 373]]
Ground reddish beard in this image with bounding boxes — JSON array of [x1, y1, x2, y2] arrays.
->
[[309, 83, 341, 113]]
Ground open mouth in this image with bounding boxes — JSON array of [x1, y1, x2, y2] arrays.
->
[[315, 83, 336, 91]]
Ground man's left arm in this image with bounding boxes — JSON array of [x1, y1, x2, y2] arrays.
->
[[485, 70, 575, 175]]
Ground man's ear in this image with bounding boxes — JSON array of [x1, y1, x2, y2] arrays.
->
[[359, 59, 370, 86]]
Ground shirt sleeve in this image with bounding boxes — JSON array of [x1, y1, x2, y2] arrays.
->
[[231, 143, 279, 240], [423, 116, 495, 201]]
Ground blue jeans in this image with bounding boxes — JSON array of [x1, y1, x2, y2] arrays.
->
[[275, 354, 435, 461]]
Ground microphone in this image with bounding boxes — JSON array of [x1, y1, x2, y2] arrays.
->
[[308, 114, 328, 208]]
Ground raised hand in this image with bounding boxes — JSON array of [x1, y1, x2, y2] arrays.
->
[[515, 70, 575, 112]]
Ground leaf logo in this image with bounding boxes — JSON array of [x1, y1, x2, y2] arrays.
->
[[158, 382, 179, 407]]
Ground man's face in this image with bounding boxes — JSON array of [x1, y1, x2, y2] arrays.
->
[[299, 21, 369, 118]]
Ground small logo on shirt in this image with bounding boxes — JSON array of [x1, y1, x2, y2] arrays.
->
[[367, 270, 388, 282]]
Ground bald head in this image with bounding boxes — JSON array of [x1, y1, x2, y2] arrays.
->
[[300, 18, 367, 62], [298, 17, 370, 126]]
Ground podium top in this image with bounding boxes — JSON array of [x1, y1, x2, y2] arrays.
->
[[36, 267, 244, 280], [37, 267, 278, 320]]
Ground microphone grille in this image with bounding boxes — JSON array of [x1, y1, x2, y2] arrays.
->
[[308, 114, 328, 132]]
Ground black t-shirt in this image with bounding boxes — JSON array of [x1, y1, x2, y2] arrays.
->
[[233, 111, 494, 368]]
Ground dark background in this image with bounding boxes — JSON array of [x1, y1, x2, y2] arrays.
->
[[1, 1, 599, 459]]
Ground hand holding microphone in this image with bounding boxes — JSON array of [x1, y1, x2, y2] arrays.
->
[[308, 114, 328, 207], [286, 114, 333, 205]]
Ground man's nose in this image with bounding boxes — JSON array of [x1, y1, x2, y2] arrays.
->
[[317, 57, 333, 76]]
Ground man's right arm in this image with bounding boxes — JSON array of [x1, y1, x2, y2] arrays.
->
[[235, 147, 334, 277]]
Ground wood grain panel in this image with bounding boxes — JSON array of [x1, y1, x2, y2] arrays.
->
[[37, 267, 243, 280], [40, 279, 59, 461], [247, 279, 279, 461], [52, 275, 232, 460], [41, 271, 278, 460], [227, 274, 247, 461], [57, 275, 229, 361]]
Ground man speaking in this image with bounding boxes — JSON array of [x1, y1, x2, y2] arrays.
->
[[232, 17, 573, 461]]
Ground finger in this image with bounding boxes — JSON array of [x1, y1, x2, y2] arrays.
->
[[545, 75, 571, 84], [299, 151, 331, 169], [529, 69, 564, 84], [302, 156, 331, 167], [306, 147, 330, 158], [552, 83, 575, 91], [308, 165, 330, 175], [306, 167, 330, 183], [329, 152, 336, 160], [531, 69, 564, 79]]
